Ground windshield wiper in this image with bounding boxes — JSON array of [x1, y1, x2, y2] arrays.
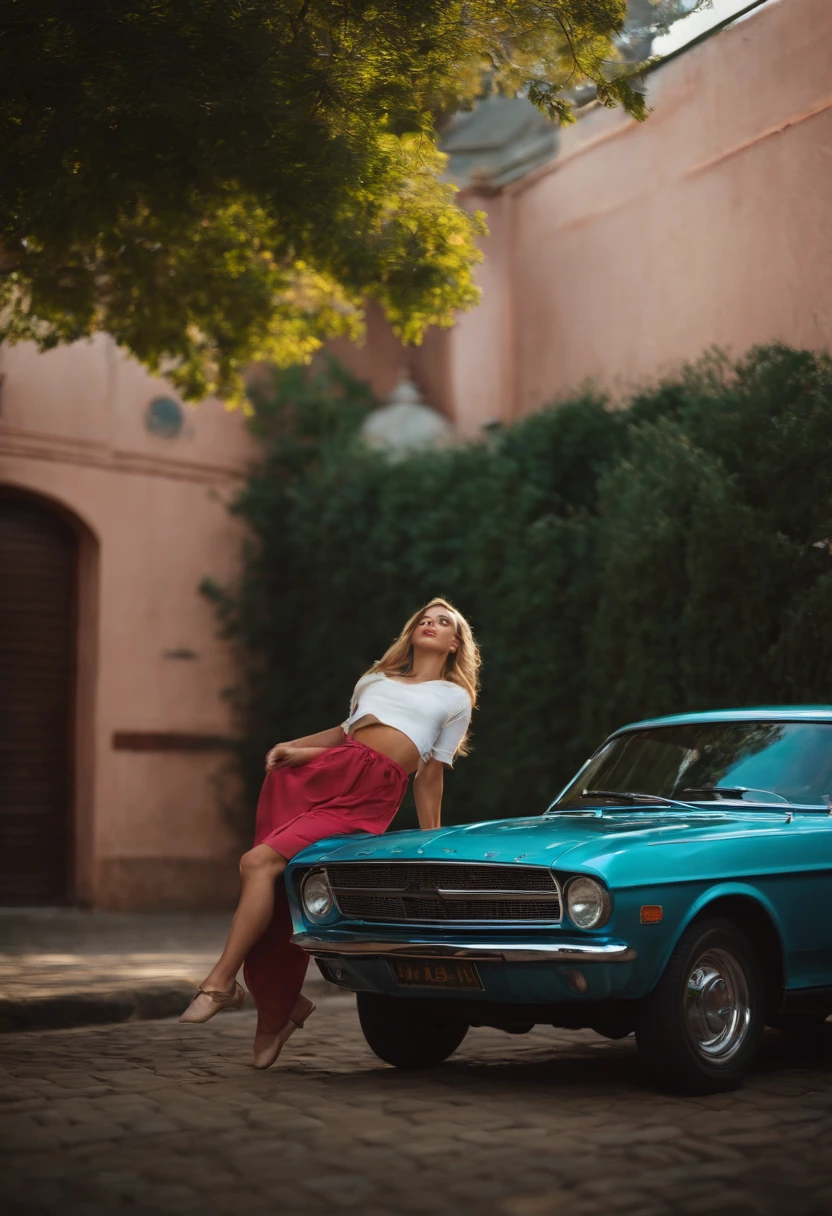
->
[[580, 789, 701, 812], [682, 786, 793, 806]]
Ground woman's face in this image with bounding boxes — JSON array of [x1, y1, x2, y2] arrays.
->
[[411, 605, 459, 659]]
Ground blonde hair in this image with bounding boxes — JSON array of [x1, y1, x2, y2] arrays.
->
[[365, 598, 480, 757]]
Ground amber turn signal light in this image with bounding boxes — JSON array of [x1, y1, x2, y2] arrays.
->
[[640, 905, 663, 924]]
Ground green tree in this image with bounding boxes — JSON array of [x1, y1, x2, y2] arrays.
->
[[2, 1, 650, 404]]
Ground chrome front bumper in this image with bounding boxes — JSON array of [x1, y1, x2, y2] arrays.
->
[[292, 932, 636, 964]]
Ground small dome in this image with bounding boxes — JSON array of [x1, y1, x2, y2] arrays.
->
[[362, 375, 454, 458]]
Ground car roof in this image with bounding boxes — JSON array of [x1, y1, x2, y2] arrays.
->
[[612, 706, 832, 736]]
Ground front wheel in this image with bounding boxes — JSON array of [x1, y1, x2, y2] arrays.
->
[[357, 992, 468, 1069], [636, 917, 765, 1094]]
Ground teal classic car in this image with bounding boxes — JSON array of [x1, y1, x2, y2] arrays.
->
[[285, 708, 832, 1093]]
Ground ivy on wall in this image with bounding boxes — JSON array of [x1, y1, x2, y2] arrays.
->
[[204, 345, 832, 834]]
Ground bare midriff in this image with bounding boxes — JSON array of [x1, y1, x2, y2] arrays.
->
[[348, 717, 420, 775]]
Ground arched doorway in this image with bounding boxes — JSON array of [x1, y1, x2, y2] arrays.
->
[[0, 493, 77, 903]]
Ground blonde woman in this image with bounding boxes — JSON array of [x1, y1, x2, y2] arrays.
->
[[179, 599, 479, 1069]]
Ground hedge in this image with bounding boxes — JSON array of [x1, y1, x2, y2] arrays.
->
[[204, 344, 832, 834]]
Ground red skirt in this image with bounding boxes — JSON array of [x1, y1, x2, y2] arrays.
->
[[252, 734, 409, 860], [243, 735, 408, 1032]]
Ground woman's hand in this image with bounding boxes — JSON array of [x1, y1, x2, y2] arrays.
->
[[265, 743, 315, 770], [265, 742, 288, 770]]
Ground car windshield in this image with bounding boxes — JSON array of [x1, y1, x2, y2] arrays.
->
[[553, 721, 832, 811]]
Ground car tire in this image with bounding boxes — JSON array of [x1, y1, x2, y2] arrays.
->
[[636, 916, 765, 1094], [357, 992, 469, 1069]]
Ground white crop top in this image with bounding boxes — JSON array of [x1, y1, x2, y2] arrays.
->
[[342, 673, 472, 767]]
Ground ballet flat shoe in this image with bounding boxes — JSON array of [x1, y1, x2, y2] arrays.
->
[[253, 995, 316, 1070], [179, 980, 245, 1024]]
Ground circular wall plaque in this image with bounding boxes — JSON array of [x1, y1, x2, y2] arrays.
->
[[145, 396, 184, 438]]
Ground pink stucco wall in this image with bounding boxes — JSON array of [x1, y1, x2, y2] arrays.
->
[[327, 301, 455, 418], [0, 335, 255, 908], [502, 0, 832, 420], [338, 0, 832, 434]]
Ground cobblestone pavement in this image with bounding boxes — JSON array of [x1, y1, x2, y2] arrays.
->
[[2, 998, 832, 1216]]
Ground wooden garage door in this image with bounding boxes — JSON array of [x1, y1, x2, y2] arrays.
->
[[0, 496, 75, 904]]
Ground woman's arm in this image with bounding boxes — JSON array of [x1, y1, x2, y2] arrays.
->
[[287, 725, 346, 749], [265, 725, 345, 770], [414, 758, 444, 830]]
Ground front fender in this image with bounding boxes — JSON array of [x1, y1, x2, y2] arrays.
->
[[633, 881, 788, 994]]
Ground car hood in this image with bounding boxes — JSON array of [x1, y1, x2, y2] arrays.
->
[[291, 806, 791, 880]]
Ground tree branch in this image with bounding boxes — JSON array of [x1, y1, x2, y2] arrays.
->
[[292, 0, 313, 39]]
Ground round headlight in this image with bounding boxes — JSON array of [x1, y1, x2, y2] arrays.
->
[[566, 877, 610, 929], [302, 870, 334, 920]]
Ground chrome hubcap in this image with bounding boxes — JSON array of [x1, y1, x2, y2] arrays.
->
[[685, 948, 750, 1062]]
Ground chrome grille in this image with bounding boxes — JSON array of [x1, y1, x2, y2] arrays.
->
[[325, 862, 561, 923]]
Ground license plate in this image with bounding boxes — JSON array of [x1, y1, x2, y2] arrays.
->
[[388, 958, 483, 991]]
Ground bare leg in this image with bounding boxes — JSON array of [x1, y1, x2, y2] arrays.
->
[[200, 845, 287, 993]]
